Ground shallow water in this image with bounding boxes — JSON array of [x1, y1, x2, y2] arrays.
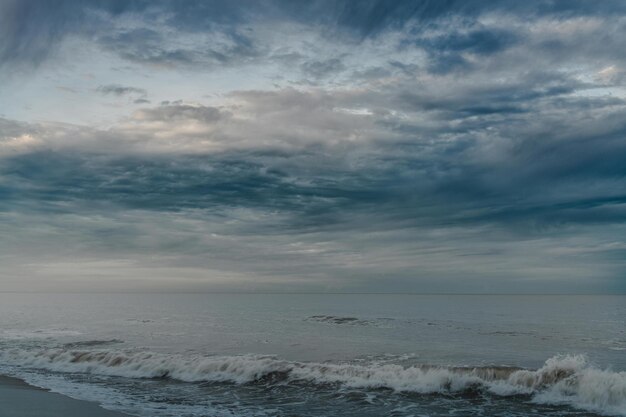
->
[[0, 293, 624, 416]]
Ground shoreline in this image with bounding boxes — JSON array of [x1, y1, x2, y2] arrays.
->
[[0, 374, 132, 417]]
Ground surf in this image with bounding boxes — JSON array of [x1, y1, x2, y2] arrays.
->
[[2, 348, 625, 416]]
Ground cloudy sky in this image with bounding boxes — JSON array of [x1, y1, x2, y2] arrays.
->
[[1, 0, 625, 293]]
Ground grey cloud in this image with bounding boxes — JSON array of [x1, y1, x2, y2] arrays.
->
[[350, 66, 392, 81], [301, 57, 347, 80], [205, 30, 261, 64], [133, 104, 223, 123], [416, 27, 520, 74], [97, 84, 147, 97], [96, 28, 198, 67], [428, 28, 519, 55], [2, 82, 626, 291], [2, 120, 626, 291], [2, 0, 625, 96], [4, 0, 625, 71], [3, 85, 626, 233], [150, 0, 626, 38], [387, 60, 420, 76], [388, 71, 583, 124], [0, 0, 145, 69], [3, 0, 626, 291], [96, 24, 262, 68]]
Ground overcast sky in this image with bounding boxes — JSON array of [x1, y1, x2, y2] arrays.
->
[[1, 0, 625, 293]]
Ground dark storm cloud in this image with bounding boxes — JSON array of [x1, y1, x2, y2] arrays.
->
[[393, 73, 582, 122], [2, 97, 626, 234], [2, 85, 626, 290], [4, 0, 626, 70], [0, 148, 385, 221], [417, 28, 520, 74], [430, 29, 519, 55]]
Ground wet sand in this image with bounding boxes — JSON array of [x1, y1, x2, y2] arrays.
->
[[0, 375, 131, 417]]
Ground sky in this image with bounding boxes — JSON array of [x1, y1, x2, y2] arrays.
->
[[1, 0, 625, 293]]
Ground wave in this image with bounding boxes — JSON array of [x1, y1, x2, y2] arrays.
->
[[1, 349, 625, 416], [62, 339, 124, 348], [0, 328, 82, 340], [305, 315, 395, 327]]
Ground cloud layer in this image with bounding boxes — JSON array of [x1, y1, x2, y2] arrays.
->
[[1, 0, 625, 292]]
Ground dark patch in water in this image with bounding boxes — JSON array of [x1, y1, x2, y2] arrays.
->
[[306, 315, 372, 325], [479, 331, 535, 336]]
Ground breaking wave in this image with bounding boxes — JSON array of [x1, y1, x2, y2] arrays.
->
[[1, 349, 625, 416], [62, 339, 124, 349]]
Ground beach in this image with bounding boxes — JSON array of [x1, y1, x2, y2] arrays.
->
[[0, 375, 130, 417]]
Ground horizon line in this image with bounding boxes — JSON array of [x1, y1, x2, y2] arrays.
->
[[0, 291, 624, 296]]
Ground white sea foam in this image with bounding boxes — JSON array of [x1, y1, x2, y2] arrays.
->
[[6, 370, 261, 417], [1, 349, 625, 416]]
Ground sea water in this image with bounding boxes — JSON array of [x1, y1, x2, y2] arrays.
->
[[0, 293, 624, 416]]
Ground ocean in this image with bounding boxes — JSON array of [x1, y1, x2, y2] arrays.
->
[[0, 293, 624, 416]]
